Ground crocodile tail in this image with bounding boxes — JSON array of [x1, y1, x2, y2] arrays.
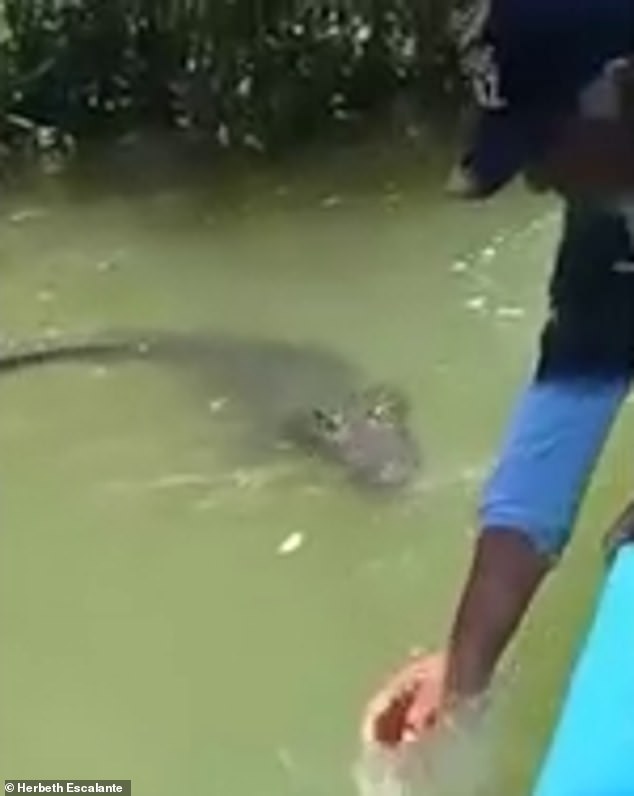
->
[[0, 337, 157, 374]]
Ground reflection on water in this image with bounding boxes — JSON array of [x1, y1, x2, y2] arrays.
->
[[2, 142, 626, 795]]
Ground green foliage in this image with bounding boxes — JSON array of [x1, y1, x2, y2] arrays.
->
[[0, 0, 461, 156]]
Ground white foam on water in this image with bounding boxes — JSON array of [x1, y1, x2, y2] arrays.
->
[[478, 246, 497, 263], [353, 745, 411, 796], [9, 207, 48, 224], [409, 461, 489, 497], [495, 306, 526, 320], [277, 531, 305, 556], [450, 260, 469, 274], [464, 296, 488, 312], [353, 715, 497, 796]]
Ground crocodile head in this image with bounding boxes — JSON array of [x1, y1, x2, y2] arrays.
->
[[287, 385, 420, 489]]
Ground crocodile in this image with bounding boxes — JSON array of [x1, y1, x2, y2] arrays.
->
[[0, 331, 421, 489]]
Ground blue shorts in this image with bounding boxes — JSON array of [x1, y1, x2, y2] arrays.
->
[[481, 202, 634, 558], [480, 379, 629, 557]]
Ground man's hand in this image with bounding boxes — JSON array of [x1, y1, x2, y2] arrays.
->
[[362, 652, 448, 748]]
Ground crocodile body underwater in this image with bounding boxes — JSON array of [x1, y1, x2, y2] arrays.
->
[[0, 331, 421, 489]]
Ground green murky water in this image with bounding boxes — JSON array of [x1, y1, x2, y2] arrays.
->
[[1, 142, 633, 795]]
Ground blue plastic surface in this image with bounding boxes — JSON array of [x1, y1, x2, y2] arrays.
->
[[532, 546, 634, 796]]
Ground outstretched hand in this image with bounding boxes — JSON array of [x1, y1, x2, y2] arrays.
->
[[358, 652, 492, 796], [362, 652, 449, 748]]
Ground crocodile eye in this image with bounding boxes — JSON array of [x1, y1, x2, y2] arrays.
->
[[367, 404, 387, 422], [312, 408, 343, 434], [381, 396, 407, 422], [360, 385, 408, 422]]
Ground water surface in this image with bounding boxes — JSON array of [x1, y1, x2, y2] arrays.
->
[[1, 142, 632, 795]]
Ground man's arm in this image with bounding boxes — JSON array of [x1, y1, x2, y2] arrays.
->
[[364, 203, 634, 743], [446, 377, 629, 701], [446, 201, 634, 702]]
